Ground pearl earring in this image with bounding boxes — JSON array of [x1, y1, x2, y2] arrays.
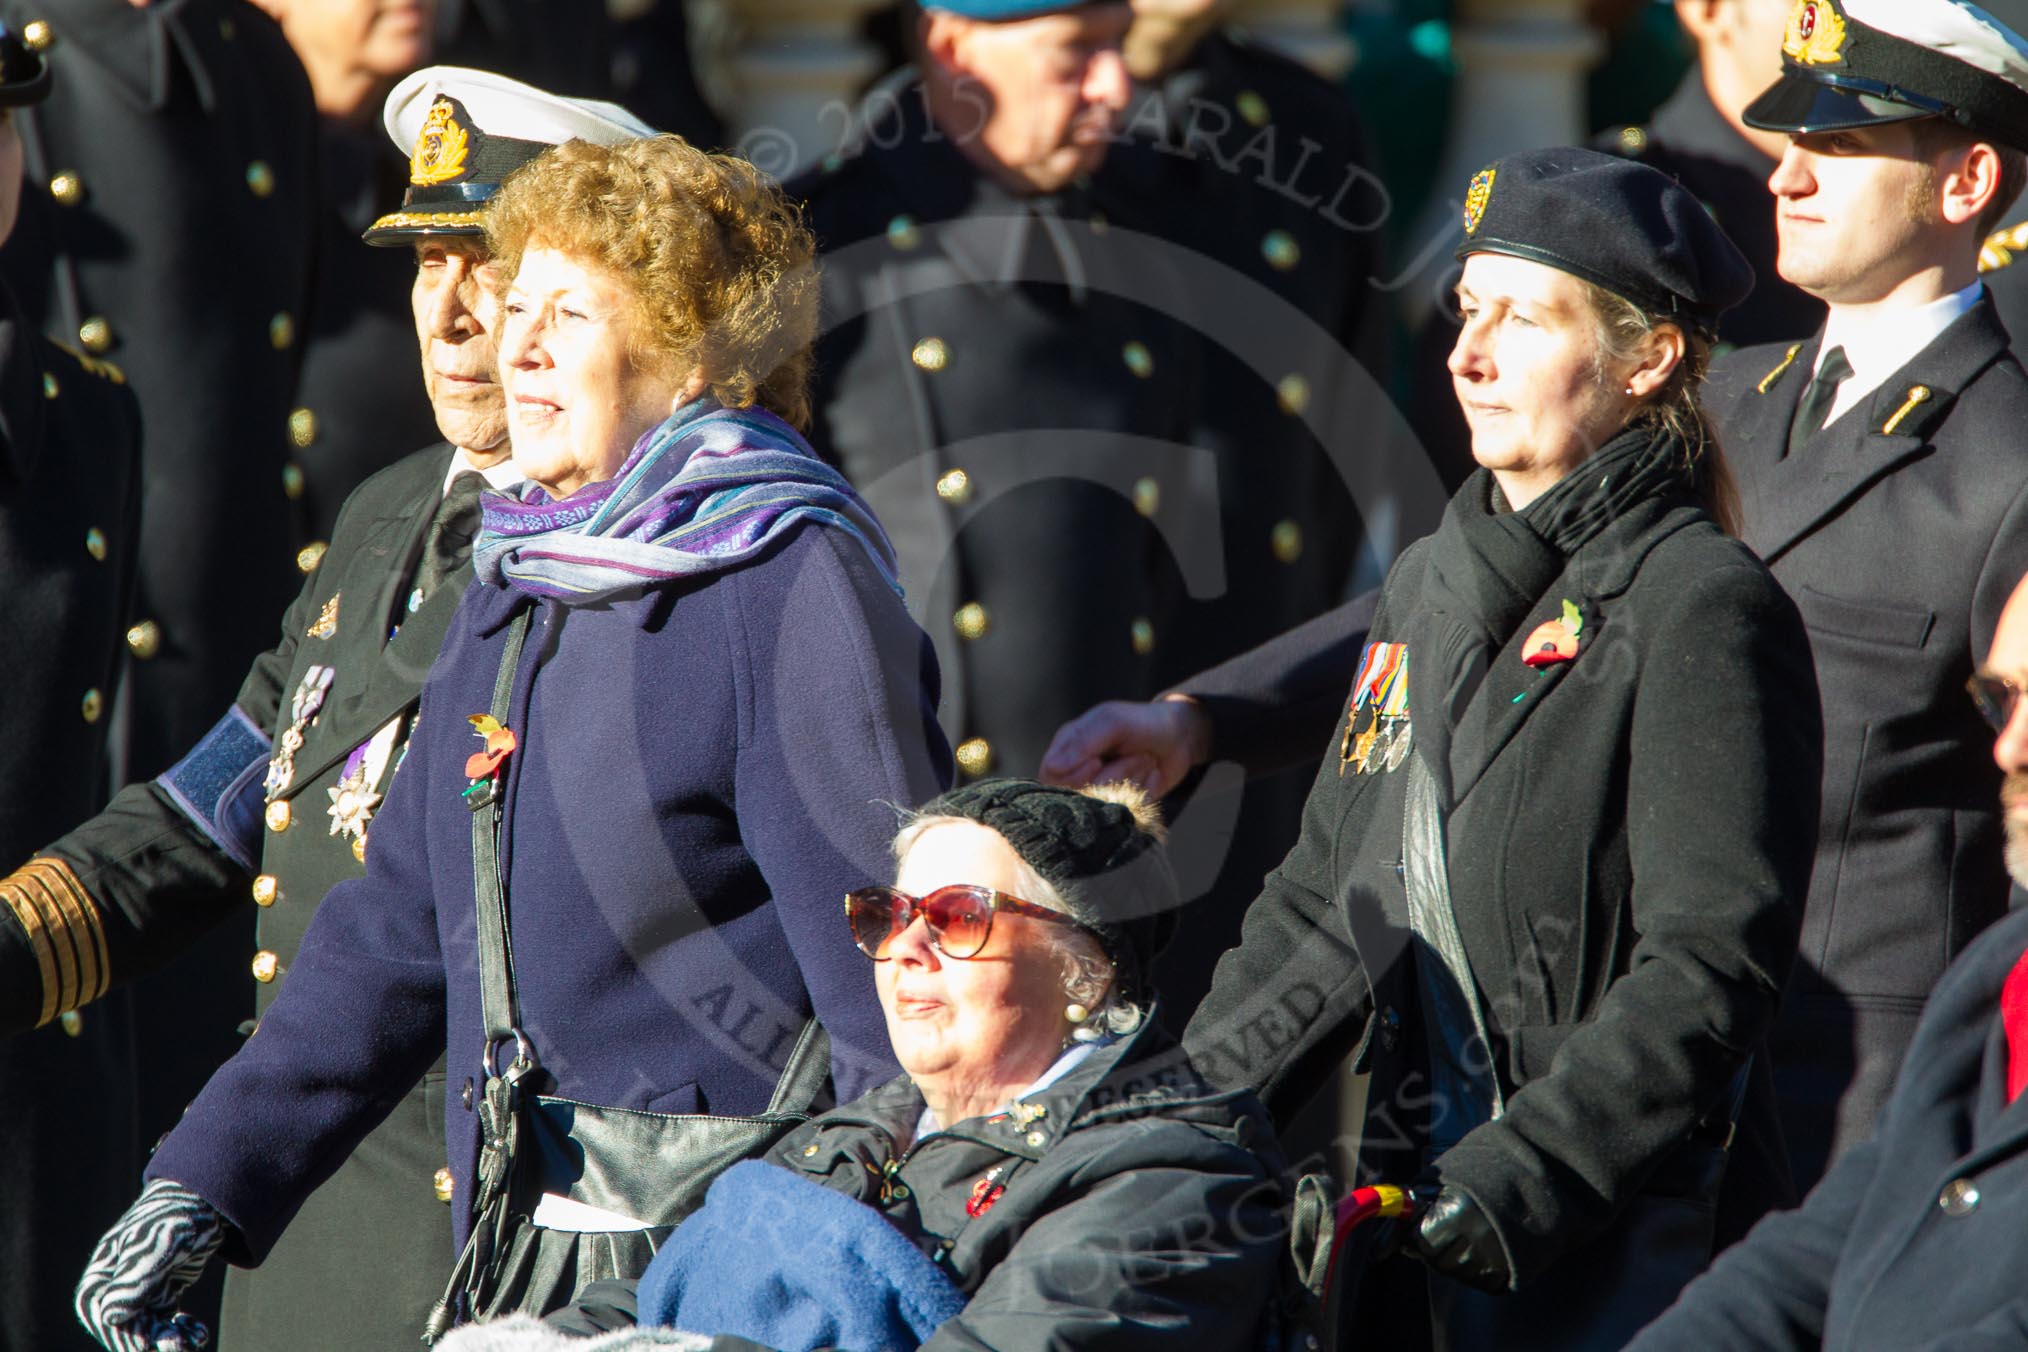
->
[[1065, 1003, 1089, 1025]]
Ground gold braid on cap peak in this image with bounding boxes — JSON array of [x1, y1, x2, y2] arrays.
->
[[0, 858, 108, 1027], [1981, 220, 2028, 273]]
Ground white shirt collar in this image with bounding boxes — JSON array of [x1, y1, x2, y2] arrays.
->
[[443, 450, 522, 497], [1816, 279, 1984, 427]]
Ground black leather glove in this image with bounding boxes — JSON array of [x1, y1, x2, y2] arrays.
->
[[1408, 1185, 1513, 1294], [75, 1178, 228, 1351]]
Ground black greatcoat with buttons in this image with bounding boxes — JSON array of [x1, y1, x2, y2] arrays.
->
[[1185, 464, 1822, 1348], [789, 81, 1204, 786], [1626, 899, 2028, 1352], [0, 444, 466, 1352], [0, 286, 143, 1351], [1705, 296, 2028, 1192], [0, 0, 319, 1183]]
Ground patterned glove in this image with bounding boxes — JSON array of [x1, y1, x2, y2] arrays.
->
[[75, 1178, 228, 1352], [1408, 1185, 1513, 1294]]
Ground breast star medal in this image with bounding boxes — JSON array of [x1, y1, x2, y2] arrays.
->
[[1341, 642, 1410, 776], [1522, 599, 1585, 670], [265, 665, 335, 799], [326, 716, 402, 850]]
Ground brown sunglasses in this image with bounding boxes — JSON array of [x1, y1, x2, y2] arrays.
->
[[844, 884, 1079, 960]]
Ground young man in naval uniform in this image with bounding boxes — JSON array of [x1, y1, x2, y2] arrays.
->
[[7, 70, 650, 1352], [1704, 0, 2028, 1192], [0, 22, 145, 1352]]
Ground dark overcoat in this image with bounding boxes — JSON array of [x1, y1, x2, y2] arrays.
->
[[1627, 901, 2028, 1352], [561, 1018, 1291, 1352], [0, 289, 143, 1350], [1706, 296, 2028, 1189], [1185, 471, 1822, 1346], [790, 83, 1204, 785], [144, 519, 951, 1278], [2, 443, 479, 1350]]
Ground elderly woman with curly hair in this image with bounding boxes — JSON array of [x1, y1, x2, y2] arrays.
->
[[73, 135, 951, 1351]]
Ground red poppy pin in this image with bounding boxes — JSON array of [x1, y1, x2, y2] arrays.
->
[[966, 1174, 1006, 1218], [1521, 600, 1584, 669], [464, 713, 517, 780]]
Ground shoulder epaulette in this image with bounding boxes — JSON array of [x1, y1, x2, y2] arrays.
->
[[1982, 219, 2028, 273], [1757, 343, 1803, 394]]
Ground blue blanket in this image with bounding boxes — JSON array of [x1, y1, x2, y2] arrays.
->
[[637, 1161, 965, 1351]]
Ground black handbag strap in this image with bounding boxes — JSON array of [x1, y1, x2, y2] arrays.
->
[[472, 607, 533, 1068]]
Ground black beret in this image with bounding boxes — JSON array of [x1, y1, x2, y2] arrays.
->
[[1745, 0, 2028, 152], [914, 778, 1178, 1004], [1455, 145, 1756, 332], [0, 22, 50, 109]]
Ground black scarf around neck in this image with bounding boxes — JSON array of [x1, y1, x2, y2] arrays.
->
[[1406, 425, 1695, 798]]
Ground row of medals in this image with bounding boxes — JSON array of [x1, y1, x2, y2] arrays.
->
[[1342, 703, 1412, 776]]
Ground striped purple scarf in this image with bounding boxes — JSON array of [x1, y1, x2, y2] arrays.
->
[[472, 398, 900, 604]]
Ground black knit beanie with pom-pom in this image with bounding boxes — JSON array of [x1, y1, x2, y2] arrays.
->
[[912, 777, 1179, 1002]]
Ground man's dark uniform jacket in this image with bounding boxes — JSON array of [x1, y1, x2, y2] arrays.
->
[[0, 292, 143, 1350], [1627, 899, 2028, 1352], [1705, 296, 2028, 1191], [0, 443, 472, 1351], [0, 0, 321, 1182], [1089, 28, 1410, 1019], [790, 82, 1205, 786]]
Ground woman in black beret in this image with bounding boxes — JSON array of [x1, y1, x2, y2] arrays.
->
[[1184, 145, 1826, 1350]]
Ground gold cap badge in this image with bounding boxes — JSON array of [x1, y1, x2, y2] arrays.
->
[[1784, 0, 1848, 67], [1463, 168, 1495, 236], [410, 97, 472, 188]]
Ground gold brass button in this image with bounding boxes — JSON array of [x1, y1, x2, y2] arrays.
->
[[246, 160, 275, 198], [1122, 341, 1154, 378], [269, 312, 296, 350], [1130, 618, 1155, 656], [802, 1143, 820, 1157], [252, 875, 279, 907], [1619, 125, 1649, 153], [251, 950, 280, 983], [1025, 1130, 1045, 1147], [78, 317, 112, 354], [911, 337, 949, 372], [80, 689, 102, 723], [22, 20, 52, 52], [886, 215, 921, 251], [288, 406, 317, 447], [41, 372, 58, 400], [59, 1010, 82, 1036], [1132, 477, 1160, 518], [266, 799, 293, 833], [955, 737, 993, 777], [1940, 1178, 1981, 1217], [1236, 90, 1270, 127], [1272, 519, 1304, 565], [281, 463, 305, 500], [953, 602, 990, 641], [352, 834, 368, 864], [433, 1167, 454, 1203], [935, 468, 972, 505], [84, 527, 106, 561], [297, 541, 329, 574], [125, 620, 161, 660], [49, 171, 82, 206], [1262, 230, 1300, 272], [1277, 374, 1311, 416]]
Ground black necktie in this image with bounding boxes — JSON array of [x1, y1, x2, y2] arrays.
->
[[1790, 345, 1854, 452], [411, 470, 486, 608]]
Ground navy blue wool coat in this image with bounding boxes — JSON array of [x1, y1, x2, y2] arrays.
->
[[147, 521, 952, 1260]]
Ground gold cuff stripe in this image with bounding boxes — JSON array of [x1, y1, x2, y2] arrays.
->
[[31, 859, 107, 1010], [17, 871, 83, 1021], [0, 874, 59, 1029]]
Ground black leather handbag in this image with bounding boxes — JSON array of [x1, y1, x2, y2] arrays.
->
[[424, 610, 831, 1343]]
